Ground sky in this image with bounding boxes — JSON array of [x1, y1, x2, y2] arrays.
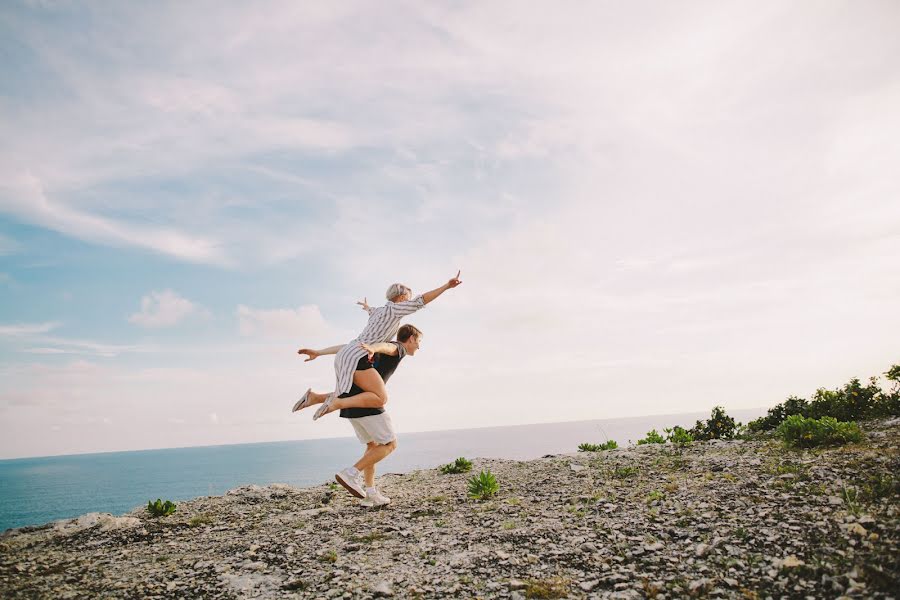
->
[[1, 1, 898, 459]]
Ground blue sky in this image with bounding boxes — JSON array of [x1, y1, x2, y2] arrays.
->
[[1, 1, 899, 458]]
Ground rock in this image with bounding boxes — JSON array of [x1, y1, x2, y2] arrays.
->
[[580, 580, 599, 591], [570, 464, 586, 472], [694, 543, 710, 557], [372, 580, 393, 597], [780, 555, 805, 568], [509, 579, 527, 590]]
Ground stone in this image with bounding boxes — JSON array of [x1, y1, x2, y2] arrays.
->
[[372, 580, 393, 597]]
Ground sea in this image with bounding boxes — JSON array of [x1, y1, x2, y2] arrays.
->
[[0, 408, 766, 532]]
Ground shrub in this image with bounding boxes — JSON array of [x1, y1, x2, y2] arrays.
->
[[147, 499, 176, 517], [439, 457, 473, 474], [664, 426, 694, 446], [689, 406, 738, 440], [467, 469, 499, 500], [750, 365, 900, 432], [776, 415, 863, 448], [637, 429, 665, 445], [749, 395, 810, 432], [578, 440, 618, 452]]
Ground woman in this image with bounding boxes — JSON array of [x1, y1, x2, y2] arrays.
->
[[293, 271, 461, 419]]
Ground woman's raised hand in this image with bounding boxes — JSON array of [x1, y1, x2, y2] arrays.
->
[[356, 297, 371, 312], [447, 270, 462, 288], [297, 348, 320, 362]]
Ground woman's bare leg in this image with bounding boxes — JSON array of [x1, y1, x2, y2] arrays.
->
[[322, 369, 388, 416]]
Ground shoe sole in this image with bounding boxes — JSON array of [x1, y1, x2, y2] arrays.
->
[[313, 396, 333, 421], [335, 473, 365, 498], [292, 389, 311, 413]]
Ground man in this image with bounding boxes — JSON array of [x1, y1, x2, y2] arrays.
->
[[295, 324, 423, 507]]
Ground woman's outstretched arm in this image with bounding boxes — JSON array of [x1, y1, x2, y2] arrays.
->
[[297, 344, 344, 362], [421, 270, 463, 305]]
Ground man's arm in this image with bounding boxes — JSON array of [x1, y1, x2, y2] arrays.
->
[[359, 342, 398, 358], [421, 270, 463, 305], [297, 344, 345, 362]]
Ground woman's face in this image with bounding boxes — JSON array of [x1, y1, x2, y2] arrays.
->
[[398, 290, 411, 302]]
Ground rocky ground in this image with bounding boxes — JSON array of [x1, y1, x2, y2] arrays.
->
[[2, 420, 898, 599]]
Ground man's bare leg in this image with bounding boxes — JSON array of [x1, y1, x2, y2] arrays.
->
[[355, 440, 396, 488]]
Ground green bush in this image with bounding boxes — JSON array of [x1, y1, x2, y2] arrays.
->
[[776, 415, 863, 448], [664, 426, 694, 446], [689, 406, 738, 440], [439, 457, 473, 474], [637, 429, 665, 445], [578, 440, 618, 452], [749, 364, 900, 432], [749, 395, 809, 432], [147, 499, 177, 517], [467, 469, 499, 500]]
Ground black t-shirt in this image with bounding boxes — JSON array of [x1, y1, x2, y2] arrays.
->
[[340, 342, 406, 419]]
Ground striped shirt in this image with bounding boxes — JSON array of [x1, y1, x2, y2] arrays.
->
[[332, 295, 425, 395]]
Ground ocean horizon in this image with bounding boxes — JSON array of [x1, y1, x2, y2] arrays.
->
[[0, 407, 767, 532]]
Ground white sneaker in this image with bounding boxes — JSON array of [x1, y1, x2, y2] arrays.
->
[[335, 468, 365, 498], [360, 488, 391, 507]]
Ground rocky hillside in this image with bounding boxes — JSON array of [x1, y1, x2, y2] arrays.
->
[[2, 419, 898, 599]]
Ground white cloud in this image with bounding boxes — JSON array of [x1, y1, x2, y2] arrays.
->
[[235, 304, 345, 343], [129, 290, 210, 329], [0, 322, 60, 336], [0, 175, 229, 266]]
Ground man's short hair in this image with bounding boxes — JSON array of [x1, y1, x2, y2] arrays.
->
[[398, 324, 422, 342], [385, 283, 412, 301]]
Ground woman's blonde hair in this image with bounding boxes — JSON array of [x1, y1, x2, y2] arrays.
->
[[385, 283, 412, 301]]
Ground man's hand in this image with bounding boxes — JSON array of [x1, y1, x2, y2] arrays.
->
[[447, 270, 462, 289], [359, 342, 376, 362], [297, 348, 320, 362], [356, 297, 371, 312]]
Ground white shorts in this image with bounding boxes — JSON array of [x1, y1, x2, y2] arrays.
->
[[349, 412, 397, 445]]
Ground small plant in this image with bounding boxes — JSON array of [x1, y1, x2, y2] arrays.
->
[[467, 469, 499, 500], [440, 457, 473, 474], [613, 466, 639, 479], [664, 426, 694, 446], [637, 429, 666, 445], [319, 549, 337, 563], [578, 440, 618, 452], [524, 576, 571, 599], [776, 415, 862, 448], [646, 490, 665, 504], [858, 473, 897, 501], [188, 514, 213, 527], [147, 499, 176, 517], [578, 440, 619, 452], [351, 532, 386, 544], [841, 486, 861, 516]]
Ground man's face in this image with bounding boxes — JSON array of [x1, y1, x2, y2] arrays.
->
[[404, 335, 421, 356]]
